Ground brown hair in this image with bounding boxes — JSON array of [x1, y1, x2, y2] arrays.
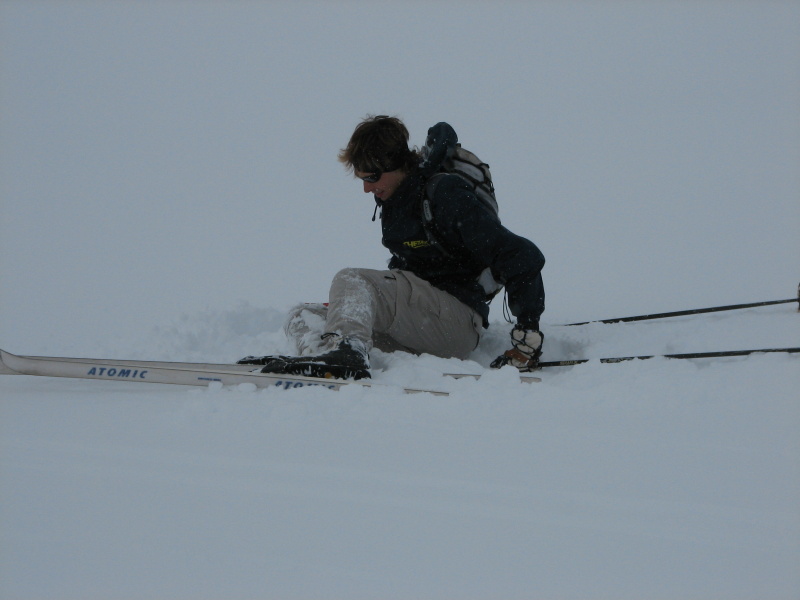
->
[[338, 115, 418, 174]]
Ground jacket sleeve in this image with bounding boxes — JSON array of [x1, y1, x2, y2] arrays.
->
[[388, 253, 405, 270], [431, 175, 546, 327]]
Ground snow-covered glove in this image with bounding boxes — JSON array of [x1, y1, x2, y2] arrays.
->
[[490, 326, 544, 371], [419, 122, 458, 176]]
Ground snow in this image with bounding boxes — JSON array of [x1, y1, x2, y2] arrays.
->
[[2, 305, 799, 599], [1, 2, 799, 599]]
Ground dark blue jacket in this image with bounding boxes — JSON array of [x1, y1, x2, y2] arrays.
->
[[377, 165, 545, 329]]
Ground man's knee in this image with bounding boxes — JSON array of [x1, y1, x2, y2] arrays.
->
[[331, 267, 362, 284]]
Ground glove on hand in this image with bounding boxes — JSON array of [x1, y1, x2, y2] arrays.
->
[[490, 326, 544, 371]]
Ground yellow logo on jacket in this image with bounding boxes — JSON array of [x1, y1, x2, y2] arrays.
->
[[403, 240, 431, 249]]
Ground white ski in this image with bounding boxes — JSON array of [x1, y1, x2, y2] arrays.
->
[[0, 349, 448, 395], [0, 350, 540, 385], [0, 349, 541, 395]]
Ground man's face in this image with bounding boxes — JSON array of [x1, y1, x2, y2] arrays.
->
[[355, 169, 407, 201]]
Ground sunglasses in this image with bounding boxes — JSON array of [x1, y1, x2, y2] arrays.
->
[[357, 171, 383, 183]]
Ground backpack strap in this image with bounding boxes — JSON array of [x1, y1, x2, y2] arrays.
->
[[421, 174, 453, 257]]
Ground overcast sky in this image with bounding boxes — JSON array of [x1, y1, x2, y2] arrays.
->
[[1, 1, 798, 354]]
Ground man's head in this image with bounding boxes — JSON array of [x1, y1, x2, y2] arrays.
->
[[339, 115, 417, 201]]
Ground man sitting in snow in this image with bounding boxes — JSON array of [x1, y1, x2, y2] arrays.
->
[[239, 115, 546, 379]]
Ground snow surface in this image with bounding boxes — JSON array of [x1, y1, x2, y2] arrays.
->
[[1, 2, 799, 599], [2, 305, 799, 599]]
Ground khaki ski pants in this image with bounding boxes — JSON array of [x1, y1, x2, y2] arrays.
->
[[286, 268, 483, 360]]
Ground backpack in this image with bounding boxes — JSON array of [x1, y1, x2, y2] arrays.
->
[[420, 144, 504, 299], [424, 144, 498, 218]]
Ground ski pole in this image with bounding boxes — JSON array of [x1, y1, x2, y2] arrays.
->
[[564, 284, 799, 326], [536, 346, 800, 368]]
